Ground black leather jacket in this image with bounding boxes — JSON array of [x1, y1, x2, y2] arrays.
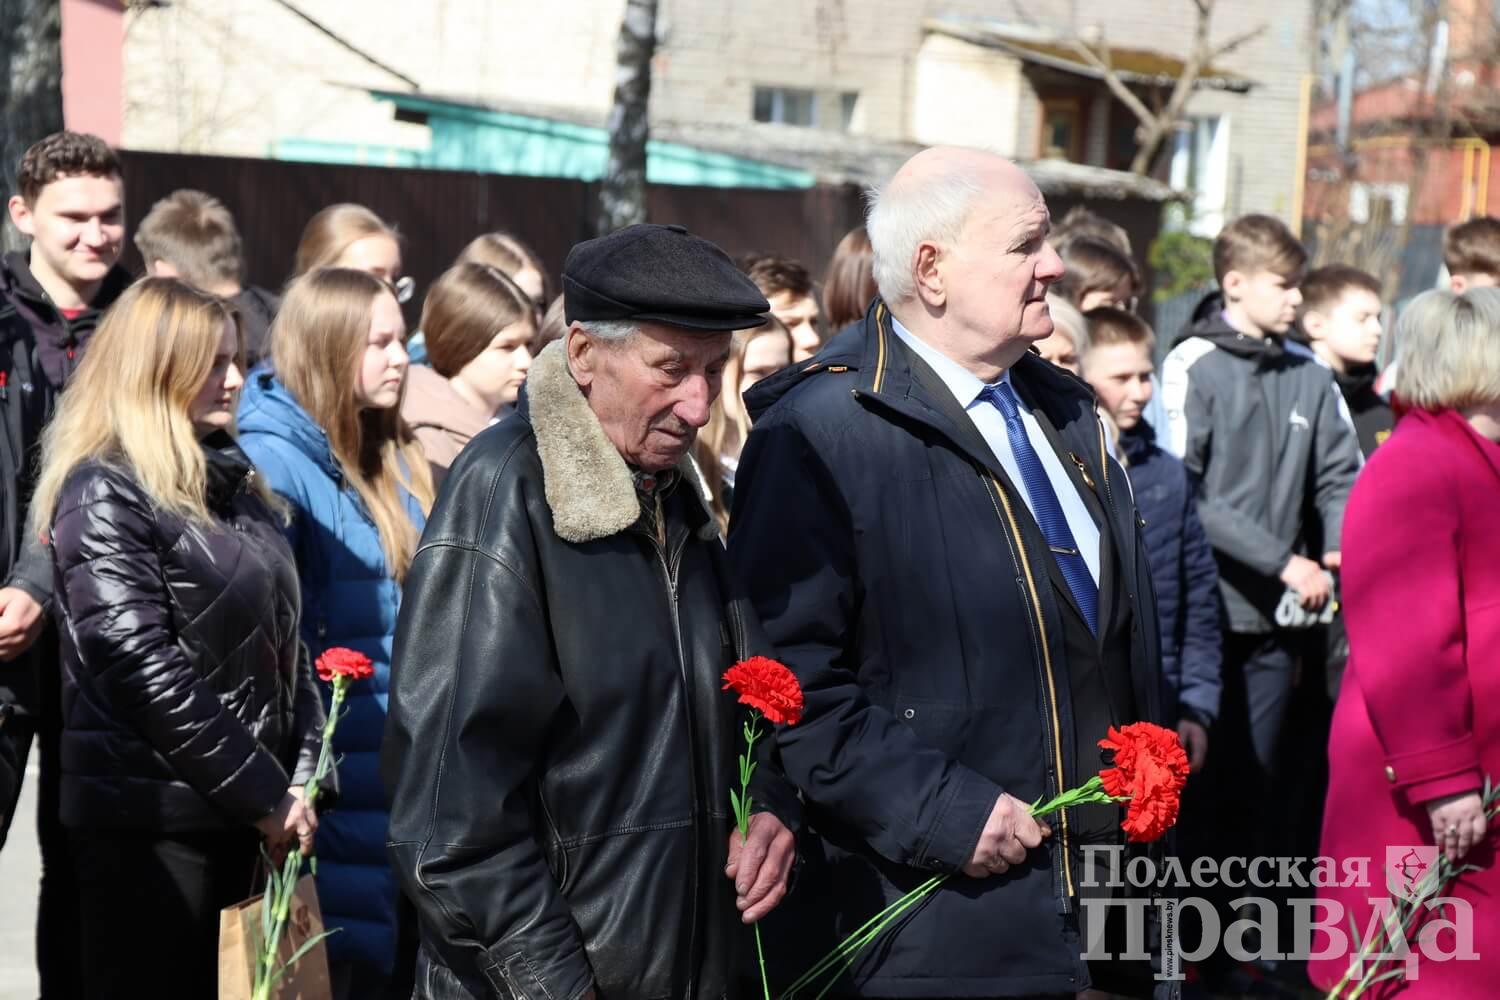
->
[[51, 434, 329, 831], [384, 344, 797, 1000]]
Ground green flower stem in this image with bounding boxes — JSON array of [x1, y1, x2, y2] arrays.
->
[[253, 675, 352, 997], [781, 776, 1125, 1000], [254, 848, 303, 999], [778, 875, 945, 1000], [302, 677, 348, 810], [732, 715, 771, 1000]]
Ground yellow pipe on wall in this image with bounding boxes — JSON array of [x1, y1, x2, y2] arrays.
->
[[1292, 75, 1313, 224], [1455, 138, 1491, 220]]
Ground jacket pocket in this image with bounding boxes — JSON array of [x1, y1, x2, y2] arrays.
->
[[415, 944, 490, 999], [536, 788, 570, 892], [894, 700, 972, 757]]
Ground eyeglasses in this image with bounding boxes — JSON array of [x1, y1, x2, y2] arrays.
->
[[393, 275, 416, 304]]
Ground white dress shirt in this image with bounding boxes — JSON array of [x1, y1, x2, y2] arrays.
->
[[890, 317, 1102, 585]]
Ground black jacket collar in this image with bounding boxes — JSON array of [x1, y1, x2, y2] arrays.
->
[[2, 251, 132, 328], [201, 431, 255, 511]]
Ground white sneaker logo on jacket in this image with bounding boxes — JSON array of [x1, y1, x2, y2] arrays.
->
[[1289, 406, 1310, 430]]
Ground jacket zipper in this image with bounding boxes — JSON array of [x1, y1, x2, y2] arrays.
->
[[1257, 377, 1277, 523], [979, 470, 1075, 902], [650, 493, 699, 1000]]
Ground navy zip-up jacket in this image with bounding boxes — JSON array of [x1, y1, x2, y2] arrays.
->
[[1120, 423, 1222, 725], [727, 302, 1170, 998]]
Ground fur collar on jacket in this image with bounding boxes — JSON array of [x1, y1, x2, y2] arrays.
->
[[524, 341, 717, 544]]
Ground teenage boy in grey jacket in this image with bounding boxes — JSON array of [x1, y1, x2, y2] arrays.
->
[[1160, 214, 1360, 856]]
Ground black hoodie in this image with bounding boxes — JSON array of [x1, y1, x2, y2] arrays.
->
[[1160, 292, 1363, 633], [0, 251, 132, 393], [0, 253, 130, 726], [1332, 364, 1394, 457]]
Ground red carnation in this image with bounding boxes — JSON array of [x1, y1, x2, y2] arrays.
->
[[315, 646, 374, 683], [722, 656, 804, 726], [1098, 722, 1190, 843]]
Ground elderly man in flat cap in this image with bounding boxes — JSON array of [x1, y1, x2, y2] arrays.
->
[[384, 224, 800, 1000]]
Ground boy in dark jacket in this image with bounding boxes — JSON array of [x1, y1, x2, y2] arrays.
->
[[136, 188, 280, 365], [1082, 308, 1220, 772], [1160, 215, 1359, 775], [0, 131, 130, 998], [1295, 265, 1390, 456]]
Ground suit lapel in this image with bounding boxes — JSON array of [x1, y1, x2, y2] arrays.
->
[[902, 343, 1002, 470]]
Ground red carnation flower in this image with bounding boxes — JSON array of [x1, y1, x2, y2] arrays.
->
[[316, 646, 374, 683], [722, 656, 804, 726], [1098, 722, 1190, 843]]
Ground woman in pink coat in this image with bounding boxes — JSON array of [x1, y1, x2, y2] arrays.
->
[[1311, 288, 1500, 997]]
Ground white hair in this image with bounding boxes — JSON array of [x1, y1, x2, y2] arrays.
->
[[865, 169, 986, 304], [576, 319, 639, 343]]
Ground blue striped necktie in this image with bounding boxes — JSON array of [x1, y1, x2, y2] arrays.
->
[[981, 381, 1099, 635]]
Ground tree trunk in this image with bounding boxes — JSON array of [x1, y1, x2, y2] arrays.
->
[[0, 0, 64, 252], [597, 0, 658, 235]]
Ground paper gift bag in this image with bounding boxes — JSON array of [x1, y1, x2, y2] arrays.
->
[[218, 874, 333, 1000]]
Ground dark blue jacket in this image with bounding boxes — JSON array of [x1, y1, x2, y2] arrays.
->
[[1121, 423, 1222, 724], [727, 304, 1168, 998], [237, 370, 425, 974]]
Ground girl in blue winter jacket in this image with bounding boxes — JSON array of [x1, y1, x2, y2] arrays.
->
[[238, 267, 433, 998]]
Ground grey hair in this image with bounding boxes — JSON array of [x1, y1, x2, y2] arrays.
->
[[1393, 287, 1500, 410], [865, 169, 986, 304], [575, 319, 639, 343]]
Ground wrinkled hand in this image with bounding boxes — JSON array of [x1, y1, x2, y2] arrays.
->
[[725, 812, 795, 924], [288, 785, 318, 855], [962, 793, 1050, 878], [0, 588, 44, 661], [1281, 555, 1329, 610], [1177, 719, 1209, 773], [1427, 791, 1488, 864], [256, 789, 315, 862]]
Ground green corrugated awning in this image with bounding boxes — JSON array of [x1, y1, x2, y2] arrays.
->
[[274, 91, 817, 190]]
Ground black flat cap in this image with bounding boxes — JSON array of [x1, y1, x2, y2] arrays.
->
[[563, 224, 770, 332]]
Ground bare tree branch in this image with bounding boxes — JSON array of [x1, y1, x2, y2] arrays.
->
[[1210, 25, 1268, 62], [1070, 40, 1155, 126], [1069, 1, 1266, 176]]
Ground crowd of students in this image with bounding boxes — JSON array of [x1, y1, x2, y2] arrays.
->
[[0, 127, 1497, 998]]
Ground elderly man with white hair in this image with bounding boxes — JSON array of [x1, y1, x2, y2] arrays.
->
[[728, 147, 1173, 999]]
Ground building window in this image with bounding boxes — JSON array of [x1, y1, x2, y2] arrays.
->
[[1169, 116, 1230, 236], [753, 87, 818, 127], [1039, 98, 1083, 161], [840, 91, 860, 132], [1349, 182, 1409, 225]]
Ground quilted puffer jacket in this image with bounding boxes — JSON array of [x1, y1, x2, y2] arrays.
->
[[50, 433, 329, 831], [238, 370, 425, 973]]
